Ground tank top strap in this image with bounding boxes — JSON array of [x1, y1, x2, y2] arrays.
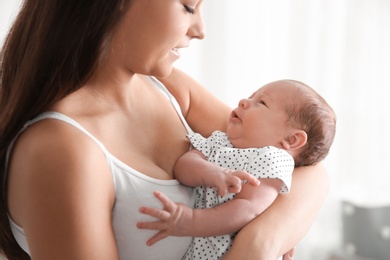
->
[[4, 112, 110, 178], [146, 76, 194, 135], [28, 111, 107, 150], [4, 77, 193, 192]]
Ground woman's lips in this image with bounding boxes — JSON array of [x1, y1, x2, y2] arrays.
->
[[171, 48, 180, 56]]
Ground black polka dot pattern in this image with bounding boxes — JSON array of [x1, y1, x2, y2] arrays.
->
[[182, 131, 294, 260]]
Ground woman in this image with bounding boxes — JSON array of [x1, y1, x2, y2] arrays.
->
[[0, 0, 329, 259]]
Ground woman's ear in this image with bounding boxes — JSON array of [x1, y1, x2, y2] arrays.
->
[[281, 130, 307, 150]]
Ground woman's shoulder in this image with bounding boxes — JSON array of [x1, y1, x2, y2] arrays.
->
[[14, 116, 101, 161], [158, 68, 231, 136], [7, 116, 117, 259], [8, 116, 113, 199]]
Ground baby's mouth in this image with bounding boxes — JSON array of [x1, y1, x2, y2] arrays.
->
[[230, 110, 241, 122]]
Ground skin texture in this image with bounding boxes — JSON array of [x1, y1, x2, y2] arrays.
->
[[5, 0, 328, 259]]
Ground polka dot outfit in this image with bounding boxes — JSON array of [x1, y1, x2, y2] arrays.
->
[[182, 131, 294, 260]]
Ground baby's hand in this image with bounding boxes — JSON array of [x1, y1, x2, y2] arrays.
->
[[137, 191, 192, 246], [216, 169, 260, 197]]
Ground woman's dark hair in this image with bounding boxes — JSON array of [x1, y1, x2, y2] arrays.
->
[[285, 80, 336, 167], [0, 0, 130, 258]]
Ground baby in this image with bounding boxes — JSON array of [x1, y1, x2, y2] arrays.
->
[[137, 79, 336, 260]]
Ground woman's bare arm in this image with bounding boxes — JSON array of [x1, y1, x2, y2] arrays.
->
[[158, 67, 231, 136], [224, 163, 330, 260], [7, 120, 119, 259]]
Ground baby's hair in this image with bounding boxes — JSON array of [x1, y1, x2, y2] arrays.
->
[[284, 80, 336, 167]]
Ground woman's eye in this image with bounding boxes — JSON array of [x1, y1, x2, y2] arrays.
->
[[184, 5, 196, 14]]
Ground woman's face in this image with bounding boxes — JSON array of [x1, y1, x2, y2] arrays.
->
[[109, 0, 205, 77]]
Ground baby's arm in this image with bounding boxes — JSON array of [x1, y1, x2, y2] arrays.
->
[[175, 149, 259, 196], [137, 177, 283, 246]]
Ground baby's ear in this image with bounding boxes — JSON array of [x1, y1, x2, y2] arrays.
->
[[281, 130, 307, 151]]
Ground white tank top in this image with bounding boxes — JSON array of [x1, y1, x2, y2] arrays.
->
[[6, 76, 195, 260]]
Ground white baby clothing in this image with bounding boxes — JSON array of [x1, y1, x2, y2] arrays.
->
[[182, 131, 294, 260]]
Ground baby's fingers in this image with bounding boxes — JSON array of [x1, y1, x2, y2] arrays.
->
[[217, 175, 242, 194], [153, 190, 177, 212], [145, 231, 168, 246], [232, 171, 260, 186], [217, 185, 228, 197], [137, 219, 164, 231], [139, 206, 170, 220]]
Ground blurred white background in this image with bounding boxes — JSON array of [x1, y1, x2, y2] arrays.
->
[[1, 1, 390, 259]]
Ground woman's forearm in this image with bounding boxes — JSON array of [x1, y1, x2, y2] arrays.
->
[[224, 163, 330, 260]]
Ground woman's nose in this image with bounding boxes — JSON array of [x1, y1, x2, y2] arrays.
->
[[188, 13, 205, 40]]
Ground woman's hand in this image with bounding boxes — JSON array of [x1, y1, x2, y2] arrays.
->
[[223, 163, 329, 260]]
